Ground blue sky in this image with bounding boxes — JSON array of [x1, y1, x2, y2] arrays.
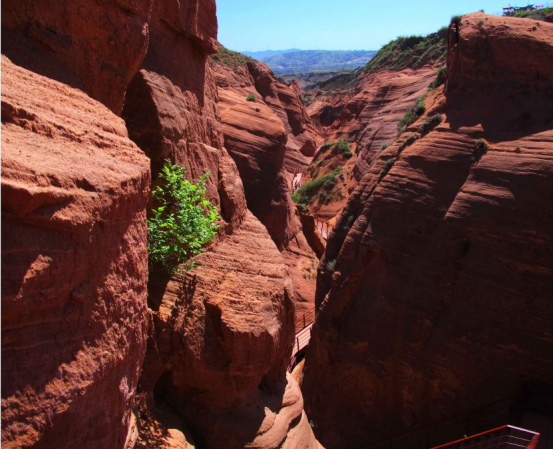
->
[[217, 0, 544, 51]]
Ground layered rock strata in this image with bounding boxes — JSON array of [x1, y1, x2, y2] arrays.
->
[[213, 57, 322, 249], [122, 2, 320, 447], [303, 13, 553, 449], [1, 55, 151, 449], [1, 0, 153, 114], [212, 52, 323, 318], [2, 0, 320, 448]]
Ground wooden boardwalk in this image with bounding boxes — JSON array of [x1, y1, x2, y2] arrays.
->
[[288, 307, 316, 372]]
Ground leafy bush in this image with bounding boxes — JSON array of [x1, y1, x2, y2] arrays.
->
[[148, 160, 220, 274], [291, 168, 343, 206], [398, 96, 426, 135], [337, 139, 354, 158], [246, 94, 256, 102], [379, 158, 395, 180], [419, 113, 443, 136], [451, 16, 461, 26], [320, 141, 337, 152], [346, 215, 355, 228], [473, 139, 490, 162], [430, 67, 447, 89], [399, 133, 417, 152], [325, 259, 337, 273]]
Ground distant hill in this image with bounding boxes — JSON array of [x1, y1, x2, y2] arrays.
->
[[257, 50, 378, 75], [241, 49, 302, 60]]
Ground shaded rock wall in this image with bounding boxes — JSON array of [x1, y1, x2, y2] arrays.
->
[[1, 0, 153, 114], [303, 13, 553, 449], [1, 56, 151, 449]]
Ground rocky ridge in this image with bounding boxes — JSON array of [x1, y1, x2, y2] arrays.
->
[[300, 30, 446, 224], [302, 13, 553, 449]]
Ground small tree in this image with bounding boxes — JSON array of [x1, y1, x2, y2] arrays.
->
[[148, 160, 220, 274]]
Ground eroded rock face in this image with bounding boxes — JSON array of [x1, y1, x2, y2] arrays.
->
[[145, 212, 319, 449], [213, 57, 322, 249], [303, 14, 553, 448], [212, 53, 322, 320], [1, 0, 153, 114], [1, 56, 151, 449], [123, 2, 319, 447]]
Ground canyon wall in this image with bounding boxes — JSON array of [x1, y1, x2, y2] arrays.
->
[[122, 1, 320, 448], [301, 33, 445, 225], [2, 1, 319, 448], [1, 55, 151, 449], [212, 51, 324, 316], [1, 0, 153, 115], [303, 13, 553, 448]]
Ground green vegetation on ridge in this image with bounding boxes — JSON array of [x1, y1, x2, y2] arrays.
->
[[513, 6, 553, 19], [211, 45, 252, 69], [291, 167, 345, 206], [364, 28, 447, 73]]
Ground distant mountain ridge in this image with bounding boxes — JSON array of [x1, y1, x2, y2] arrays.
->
[[241, 49, 301, 60], [240, 49, 377, 75]]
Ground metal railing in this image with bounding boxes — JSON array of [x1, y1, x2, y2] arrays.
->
[[358, 395, 525, 449], [431, 425, 539, 449]]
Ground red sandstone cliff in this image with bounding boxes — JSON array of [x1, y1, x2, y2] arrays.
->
[[303, 13, 553, 448], [212, 51, 324, 318], [303, 32, 445, 224], [1, 55, 151, 449], [2, 1, 320, 448], [122, 2, 320, 448], [1, 0, 153, 115]]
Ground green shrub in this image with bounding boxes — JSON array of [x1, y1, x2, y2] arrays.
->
[[326, 259, 337, 273], [399, 133, 417, 152], [148, 160, 220, 274], [320, 141, 337, 152], [398, 96, 426, 135], [473, 139, 489, 162], [451, 15, 461, 26], [381, 143, 390, 150], [210, 45, 252, 69], [337, 139, 350, 152], [337, 139, 354, 158], [419, 113, 443, 136], [291, 168, 343, 206], [364, 28, 447, 73], [246, 94, 256, 102], [346, 215, 355, 228], [379, 158, 395, 180], [430, 67, 447, 89]]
